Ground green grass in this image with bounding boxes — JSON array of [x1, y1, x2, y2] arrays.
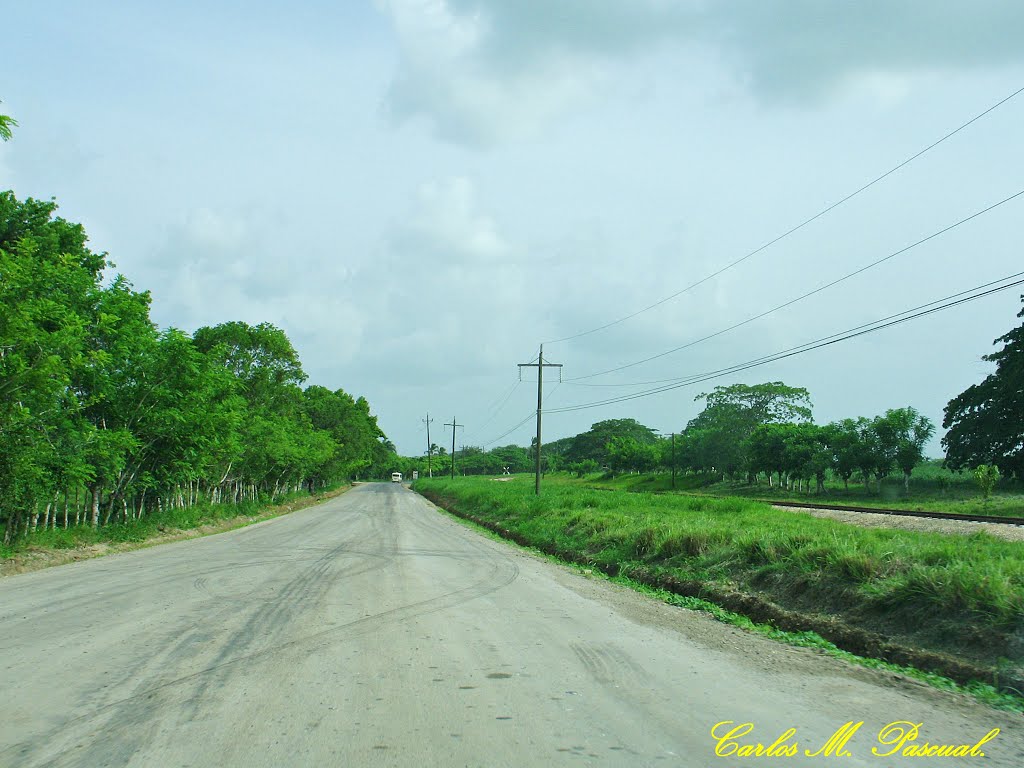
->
[[414, 475, 1024, 703], [579, 462, 1024, 518]]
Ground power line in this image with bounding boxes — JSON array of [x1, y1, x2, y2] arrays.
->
[[545, 272, 1024, 414], [481, 410, 537, 448], [564, 271, 1024, 389], [462, 379, 522, 441], [568, 187, 1024, 381], [544, 84, 1024, 345]]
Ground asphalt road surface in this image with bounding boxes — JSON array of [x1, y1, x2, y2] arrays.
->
[[2, 483, 1021, 767]]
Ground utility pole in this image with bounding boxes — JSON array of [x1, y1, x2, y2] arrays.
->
[[423, 412, 433, 477], [444, 416, 463, 479], [518, 344, 563, 495], [671, 432, 677, 490]]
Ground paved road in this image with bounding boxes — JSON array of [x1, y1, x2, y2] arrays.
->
[[2, 484, 1020, 767]]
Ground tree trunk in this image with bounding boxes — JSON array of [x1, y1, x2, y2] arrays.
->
[[91, 486, 101, 528], [4, 510, 19, 546], [103, 492, 117, 526]]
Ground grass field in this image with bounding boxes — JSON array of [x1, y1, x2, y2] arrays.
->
[[579, 460, 1024, 518], [414, 474, 1024, 703]]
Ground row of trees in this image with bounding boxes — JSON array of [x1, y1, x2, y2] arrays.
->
[[443, 385, 939, 493], [1, 193, 395, 543]]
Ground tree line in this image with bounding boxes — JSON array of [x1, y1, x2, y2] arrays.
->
[[1, 192, 395, 544], [537, 389, 937, 494]]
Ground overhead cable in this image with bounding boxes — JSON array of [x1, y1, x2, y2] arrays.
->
[[568, 187, 1024, 381], [545, 272, 1024, 414], [544, 84, 1024, 345]]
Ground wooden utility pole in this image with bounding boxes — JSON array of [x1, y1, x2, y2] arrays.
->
[[671, 432, 677, 490], [424, 412, 433, 477], [518, 344, 562, 495], [444, 416, 463, 479]]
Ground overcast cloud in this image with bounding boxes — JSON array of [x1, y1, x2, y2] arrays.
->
[[3, 1, 1023, 455]]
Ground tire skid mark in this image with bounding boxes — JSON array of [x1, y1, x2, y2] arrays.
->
[[570, 642, 651, 688], [2, 486, 521, 768], [2, 556, 519, 768]]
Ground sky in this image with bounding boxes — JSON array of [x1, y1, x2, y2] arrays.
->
[[3, 1, 1023, 457]]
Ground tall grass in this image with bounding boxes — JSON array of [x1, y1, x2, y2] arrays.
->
[[416, 476, 1024, 637]]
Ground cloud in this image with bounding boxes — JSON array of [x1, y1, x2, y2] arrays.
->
[[356, 176, 528, 379], [392, 176, 511, 262], [144, 208, 366, 364], [708, 0, 1024, 102], [378, 0, 1024, 146]]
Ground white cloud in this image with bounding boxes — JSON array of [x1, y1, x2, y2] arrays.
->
[[378, 0, 670, 144], [400, 176, 511, 261]]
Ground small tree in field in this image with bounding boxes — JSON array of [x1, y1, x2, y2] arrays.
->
[[973, 464, 1000, 503]]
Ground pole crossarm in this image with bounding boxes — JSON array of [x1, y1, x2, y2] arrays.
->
[[423, 412, 434, 478]]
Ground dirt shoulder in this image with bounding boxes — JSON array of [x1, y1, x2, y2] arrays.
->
[[0, 486, 349, 578]]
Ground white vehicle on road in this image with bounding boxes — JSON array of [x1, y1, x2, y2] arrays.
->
[[390, 472, 402, 483]]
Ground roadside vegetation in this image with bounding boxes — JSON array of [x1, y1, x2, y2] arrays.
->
[[415, 475, 1024, 699], [1, 191, 402, 549], [0, 484, 347, 574]]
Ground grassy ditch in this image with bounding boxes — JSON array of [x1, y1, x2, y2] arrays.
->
[[0, 484, 348, 576], [415, 475, 1024, 699]]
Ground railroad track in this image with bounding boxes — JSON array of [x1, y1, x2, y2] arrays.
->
[[766, 499, 1024, 526]]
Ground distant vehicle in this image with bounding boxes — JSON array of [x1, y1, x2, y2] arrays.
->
[[391, 472, 402, 483]]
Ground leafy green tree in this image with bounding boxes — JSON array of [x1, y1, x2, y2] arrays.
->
[[853, 417, 887, 492], [973, 464, 1000, 502], [697, 382, 813, 425], [490, 444, 531, 473], [781, 423, 831, 493], [1, 193, 107, 537], [745, 423, 789, 486], [943, 298, 1024, 479], [686, 382, 812, 480], [564, 419, 659, 465], [874, 407, 934, 492], [606, 436, 659, 475], [824, 419, 861, 490]]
